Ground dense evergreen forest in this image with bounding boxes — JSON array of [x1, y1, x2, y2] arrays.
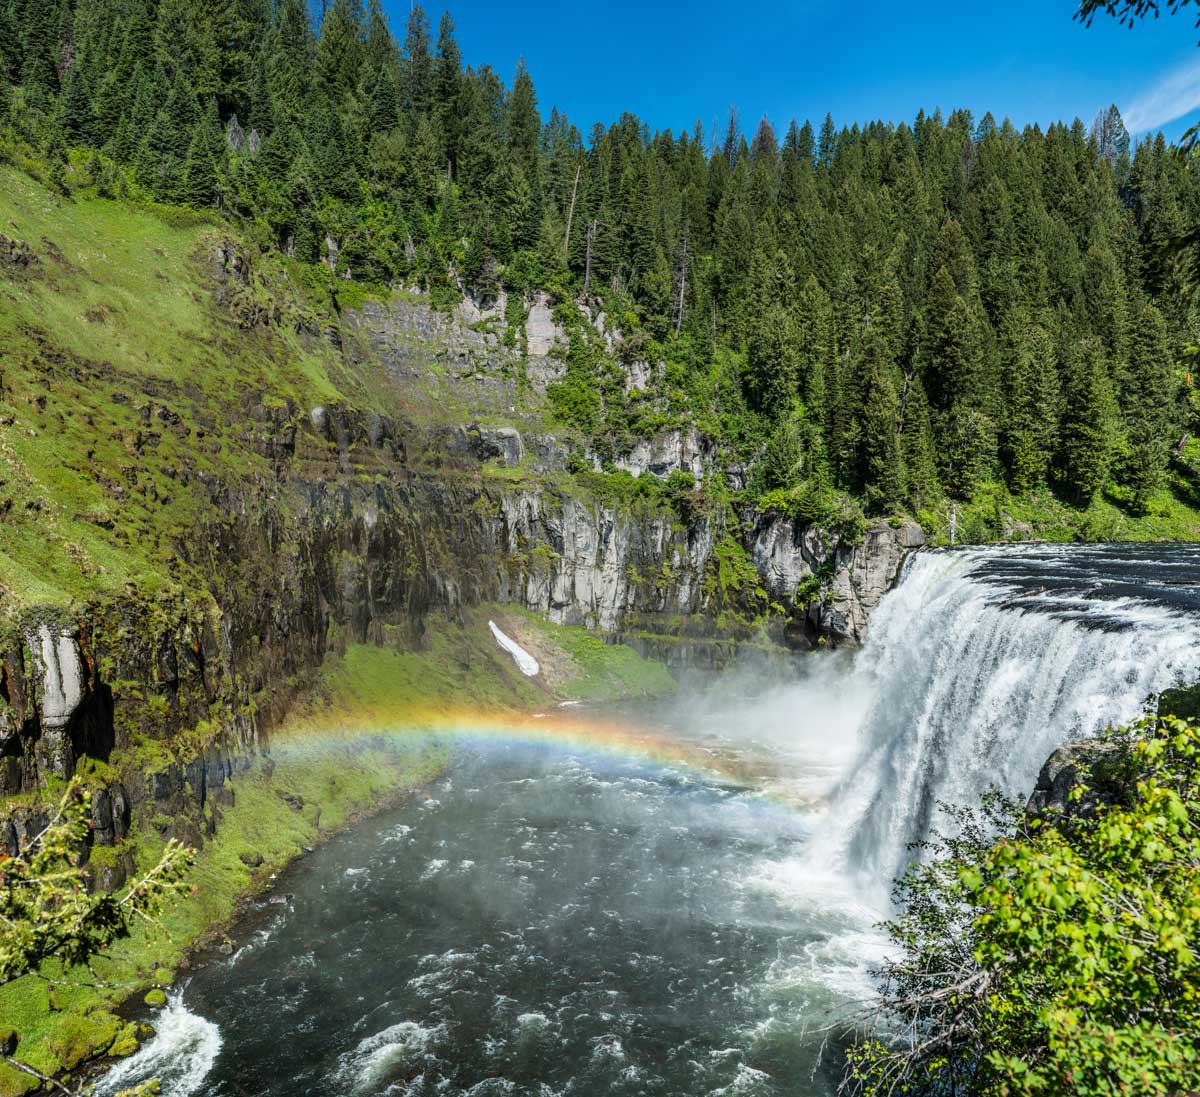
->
[[3, 0, 1199, 524]]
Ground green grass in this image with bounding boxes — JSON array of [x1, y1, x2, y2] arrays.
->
[[0, 165, 396, 623]]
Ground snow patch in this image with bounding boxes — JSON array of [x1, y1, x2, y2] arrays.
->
[[488, 621, 540, 676]]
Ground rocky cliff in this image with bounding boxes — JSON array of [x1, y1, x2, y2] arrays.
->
[[1, 414, 922, 855]]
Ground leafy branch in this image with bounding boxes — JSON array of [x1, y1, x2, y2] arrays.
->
[[1, 780, 193, 1095]]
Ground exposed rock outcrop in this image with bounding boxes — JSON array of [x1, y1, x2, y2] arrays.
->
[[612, 428, 713, 480], [753, 517, 924, 644], [0, 233, 37, 272], [1026, 739, 1122, 818]]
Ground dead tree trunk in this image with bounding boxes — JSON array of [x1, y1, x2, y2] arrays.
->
[[563, 163, 581, 260], [672, 229, 689, 336], [583, 219, 597, 295]]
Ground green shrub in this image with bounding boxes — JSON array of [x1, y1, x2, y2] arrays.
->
[[849, 714, 1200, 1097]]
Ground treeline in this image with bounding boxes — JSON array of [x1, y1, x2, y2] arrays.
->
[[2, 0, 1198, 515]]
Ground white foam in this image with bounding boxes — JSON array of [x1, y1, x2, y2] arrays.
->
[[489, 620, 540, 676], [709, 1063, 774, 1095], [338, 1020, 443, 1093], [419, 858, 449, 880], [94, 993, 220, 1097]]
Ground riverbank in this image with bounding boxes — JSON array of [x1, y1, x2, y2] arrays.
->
[[0, 612, 675, 1096]]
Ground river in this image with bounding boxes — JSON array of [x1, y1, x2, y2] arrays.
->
[[99, 544, 1200, 1097]]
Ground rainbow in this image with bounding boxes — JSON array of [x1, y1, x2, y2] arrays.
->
[[272, 702, 804, 805]]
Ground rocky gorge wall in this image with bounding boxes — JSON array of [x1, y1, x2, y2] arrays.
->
[[0, 403, 922, 873]]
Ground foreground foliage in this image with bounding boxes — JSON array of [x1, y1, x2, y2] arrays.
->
[[847, 714, 1200, 1096], [0, 782, 192, 1094]]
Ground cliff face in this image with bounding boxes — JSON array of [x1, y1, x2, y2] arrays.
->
[[0, 402, 922, 870], [0, 186, 924, 875]]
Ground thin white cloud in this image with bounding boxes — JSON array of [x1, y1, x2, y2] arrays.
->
[[1124, 58, 1200, 133]]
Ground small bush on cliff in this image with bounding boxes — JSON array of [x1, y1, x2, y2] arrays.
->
[[846, 714, 1200, 1097], [0, 781, 192, 1094]]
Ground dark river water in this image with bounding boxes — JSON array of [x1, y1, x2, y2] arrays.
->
[[98, 543, 1200, 1097], [103, 741, 862, 1097]]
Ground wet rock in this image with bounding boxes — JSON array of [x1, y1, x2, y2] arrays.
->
[[151, 765, 184, 801], [827, 521, 925, 644], [310, 405, 331, 440], [91, 786, 117, 845], [1, 819, 17, 857], [1027, 740, 1121, 818]]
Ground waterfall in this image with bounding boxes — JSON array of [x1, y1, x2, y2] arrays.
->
[[820, 545, 1200, 892]]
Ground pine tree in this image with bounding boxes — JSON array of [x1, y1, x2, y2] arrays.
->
[[269, 0, 313, 121], [1082, 244, 1129, 373], [0, 3, 22, 86], [794, 275, 833, 421], [61, 64, 95, 145], [435, 11, 463, 174], [140, 69, 198, 202], [1059, 336, 1118, 504], [507, 60, 540, 180], [368, 64, 399, 133], [1124, 303, 1176, 512], [20, 0, 61, 97], [923, 265, 982, 414], [746, 301, 800, 411], [402, 3, 433, 121], [213, 0, 267, 119], [363, 0, 394, 74], [182, 97, 225, 207], [1003, 320, 1060, 493], [315, 0, 365, 102], [818, 112, 837, 168], [900, 378, 939, 506], [859, 337, 905, 514], [757, 416, 805, 492]]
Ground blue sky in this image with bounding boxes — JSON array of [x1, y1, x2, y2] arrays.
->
[[381, 0, 1200, 143]]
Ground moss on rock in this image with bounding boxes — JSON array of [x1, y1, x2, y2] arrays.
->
[[107, 1022, 140, 1058]]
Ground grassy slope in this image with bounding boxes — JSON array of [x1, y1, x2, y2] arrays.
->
[[0, 167, 358, 615]]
